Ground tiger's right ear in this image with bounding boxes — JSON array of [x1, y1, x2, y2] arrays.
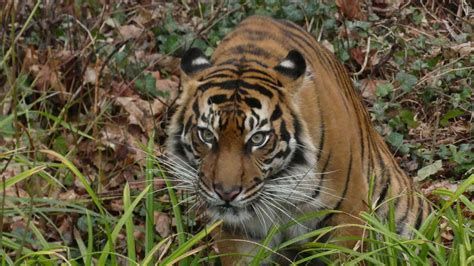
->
[[181, 48, 212, 76]]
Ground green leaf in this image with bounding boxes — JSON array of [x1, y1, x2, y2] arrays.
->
[[416, 160, 443, 181], [159, 34, 181, 54], [135, 73, 157, 98], [282, 6, 304, 21], [400, 109, 419, 128], [52, 135, 68, 155], [387, 132, 404, 148], [396, 72, 418, 92], [376, 83, 394, 98], [440, 109, 464, 127], [0, 114, 15, 136]]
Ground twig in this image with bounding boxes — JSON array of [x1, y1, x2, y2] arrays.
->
[[416, 66, 474, 87], [0, 0, 41, 69], [371, 43, 398, 77], [353, 36, 372, 76]]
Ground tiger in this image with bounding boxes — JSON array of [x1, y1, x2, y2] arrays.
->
[[165, 15, 429, 264]]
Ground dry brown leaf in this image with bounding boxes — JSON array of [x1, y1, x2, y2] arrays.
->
[[421, 180, 459, 199], [154, 211, 172, 238], [84, 65, 98, 85], [154, 75, 180, 101], [25, 49, 74, 103], [99, 124, 128, 150], [360, 78, 385, 100], [118, 24, 143, 41], [59, 190, 79, 200], [115, 97, 146, 130], [336, 0, 366, 20], [351, 47, 366, 66], [372, 0, 402, 15], [115, 96, 165, 133], [321, 40, 335, 54], [58, 216, 73, 244], [450, 42, 473, 57], [109, 199, 124, 212]]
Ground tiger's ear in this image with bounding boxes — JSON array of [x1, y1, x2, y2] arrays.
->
[[181, 48, 212, 76], [274, 50, 306, 80]]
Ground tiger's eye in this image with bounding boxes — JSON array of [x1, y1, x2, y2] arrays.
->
[[199, 128, 215, 143], [250, 133, 267, 146]]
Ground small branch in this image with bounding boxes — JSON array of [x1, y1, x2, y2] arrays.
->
[[0, 0, 41, 69], [353, 36, 372, 76]]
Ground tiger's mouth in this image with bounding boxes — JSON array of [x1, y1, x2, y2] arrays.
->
[[207, 202, 255, 224], [200, 183, 264, 222]]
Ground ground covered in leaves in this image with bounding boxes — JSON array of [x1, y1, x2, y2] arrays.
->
[[0, 0, 472, 264]]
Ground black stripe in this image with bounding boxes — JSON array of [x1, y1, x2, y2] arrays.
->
[[184, 117, 193, 135], [312, 150, 332, 198], [208, 94, 228, 105], [279, 121, 290, 142], [320, 150, 353, 226], [227, 44, 273, 59], [242, 29, 275, 41], [192, 99, 199, 115], [216, 58, 270, 69], [243, 75, 279, 86], [201, 73, 233, 81], [414, 197, 424, 230], [271, 104, 282, 121], [197, 80, 239, 91], [378, 179, 390, 205], [198, 80, 275, 98], [242, 69, 277, 82], [244, 97, 262, 109], [248, 117, 255, 129], [202, 67, 238, 78], [291, 148, 306, 165]]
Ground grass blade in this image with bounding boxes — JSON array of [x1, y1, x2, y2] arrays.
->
[[1, 166, 46, 189], [159, 220, 222, 266], [39, 149, 105, 213], [145, 133, 155, 257], [98, 184, 151, 264], [124, 183, 137, 263]]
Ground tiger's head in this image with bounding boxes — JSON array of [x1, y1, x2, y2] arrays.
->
[[166, 48, 318, 227]]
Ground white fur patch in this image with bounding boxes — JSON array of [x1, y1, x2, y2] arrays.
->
[[192, 57, 210, 66], [279, 59, 295, 69]]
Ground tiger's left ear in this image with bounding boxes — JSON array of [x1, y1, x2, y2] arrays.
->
[[274, 50, 306, 80], [181, 48, 212, 76]]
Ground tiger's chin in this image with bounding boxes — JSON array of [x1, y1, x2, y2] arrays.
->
[[207, 205, 253, 226]]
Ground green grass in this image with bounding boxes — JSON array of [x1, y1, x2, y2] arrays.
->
[[0, 1, 472, 265]]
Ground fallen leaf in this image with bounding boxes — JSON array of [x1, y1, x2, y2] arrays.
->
[[58, 216, 73, 245], [450, 42, 473, 57], [360, 79, 386, 100], [416, 160, 443, 181], [84, 65, 98, 85], [114, 96, 165, 133], [59, 190, 78, 200], [372, 0, 402, 15], [336, 0, 365, 20], [154, 211, 171, 238], [109, 199, 124, 212], [321, 40, 335, 54], [351, 47, 366, 66], [118, 24, 143, 41], [421, 180, 459, 199]]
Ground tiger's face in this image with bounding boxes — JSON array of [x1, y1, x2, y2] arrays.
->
[[167, 48, 318, 226]]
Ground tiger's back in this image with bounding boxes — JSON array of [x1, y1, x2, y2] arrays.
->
[[167, 15, 429, 263]]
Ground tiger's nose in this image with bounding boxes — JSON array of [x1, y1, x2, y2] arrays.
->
[[213, 183, 242, 202]]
